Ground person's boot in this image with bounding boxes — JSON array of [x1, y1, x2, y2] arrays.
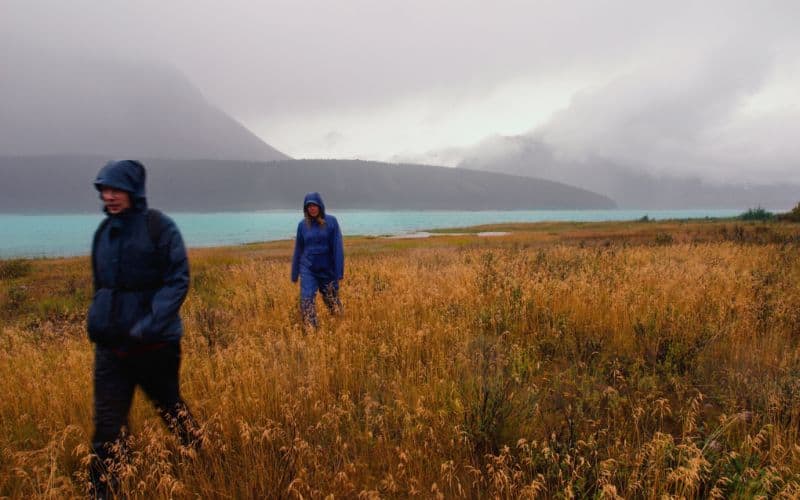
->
[[300, 298, 318, 329], [322, 284, 342, 316], [171, 403, 203, 451], [88, 443, 117, 500]]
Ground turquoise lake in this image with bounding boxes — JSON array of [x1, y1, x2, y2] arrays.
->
[[0, 209, 742, 258]]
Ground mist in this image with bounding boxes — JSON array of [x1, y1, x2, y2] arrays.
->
[[2, 0, 799, 196], [457, 36, 800, 190]]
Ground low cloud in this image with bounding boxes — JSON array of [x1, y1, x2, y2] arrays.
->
[[456, 39, 800, 190], [3, 0, 800, 184]]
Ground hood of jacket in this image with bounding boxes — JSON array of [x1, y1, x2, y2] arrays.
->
[[303, 192, 326, 217], [94, 159, 148, 212]]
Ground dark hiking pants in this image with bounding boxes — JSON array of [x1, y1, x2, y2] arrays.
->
[[90, 342, 198, 496]]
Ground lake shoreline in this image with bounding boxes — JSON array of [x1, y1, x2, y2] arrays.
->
[[1, 208, 746, 259]]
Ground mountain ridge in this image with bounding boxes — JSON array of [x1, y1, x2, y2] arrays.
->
[[458, 135, 799, 210], [0, 155, 616, 212]]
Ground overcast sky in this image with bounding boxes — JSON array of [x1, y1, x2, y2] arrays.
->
[[2, 0, 799, 183]]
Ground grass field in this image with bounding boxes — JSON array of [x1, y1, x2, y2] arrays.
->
[[2, 219, 800, 498]]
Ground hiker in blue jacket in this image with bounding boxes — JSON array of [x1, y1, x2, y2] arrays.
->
[[87, 159, 199, 498], [291, 192, 344, 328]]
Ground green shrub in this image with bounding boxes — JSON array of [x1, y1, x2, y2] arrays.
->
[[6, 284, 28, 310], [459, 334, 539, 455], [777, 202, 800, 222], [739, 206, 774, 221]]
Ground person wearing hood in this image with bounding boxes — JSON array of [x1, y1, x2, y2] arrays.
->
[[87, 159, 199, 498], [291, 192, 344, 328]]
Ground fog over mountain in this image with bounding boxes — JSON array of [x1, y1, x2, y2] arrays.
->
[[459, 136, 799, 210], [0, 45, 616, 212], [2, 1, 799, 210], [455, 43, 800, 209], [0, 50, 288, 162]]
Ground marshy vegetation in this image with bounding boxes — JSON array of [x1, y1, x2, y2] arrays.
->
[[2, 219, 800, 498]]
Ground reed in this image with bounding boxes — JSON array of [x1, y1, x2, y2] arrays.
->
[[2, 220, 800, 498]]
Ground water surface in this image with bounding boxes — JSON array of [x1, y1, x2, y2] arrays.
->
[[0, 209, 741, 258]]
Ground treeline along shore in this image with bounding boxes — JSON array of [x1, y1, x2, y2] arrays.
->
[[0, 155, 615, 212], [2, 219, 800, 497]]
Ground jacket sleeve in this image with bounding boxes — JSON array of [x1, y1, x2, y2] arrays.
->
[[331, 217, 344, 280], [129, 217, 190, 342], [291, 222, 304, 283]]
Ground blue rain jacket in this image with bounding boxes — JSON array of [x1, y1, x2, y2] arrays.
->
[[87, 160, 189, 347], [291, 192, 344, 282]]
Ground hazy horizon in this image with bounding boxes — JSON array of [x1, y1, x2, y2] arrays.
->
[[2, 0, 799, 188]]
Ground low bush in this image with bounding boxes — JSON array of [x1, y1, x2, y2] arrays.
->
[[0, 259, 32, 280], [777, 202, 800, 222], [739, 206, 774, 221]]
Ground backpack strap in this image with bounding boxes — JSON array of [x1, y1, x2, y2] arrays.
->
[[146, 209, 165, 247], [146, 209, 170, 281], [91, 217, 112, 289]]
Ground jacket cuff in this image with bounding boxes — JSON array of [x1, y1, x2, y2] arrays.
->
[[129, 317, 150, 342]]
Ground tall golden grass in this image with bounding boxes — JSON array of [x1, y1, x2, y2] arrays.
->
[[2, 220, 800, 498]]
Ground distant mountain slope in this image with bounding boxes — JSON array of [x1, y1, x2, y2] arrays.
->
[[0, 156, 615, 212], [458, 136, 799, 210], [0, 54, 288, 162]]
